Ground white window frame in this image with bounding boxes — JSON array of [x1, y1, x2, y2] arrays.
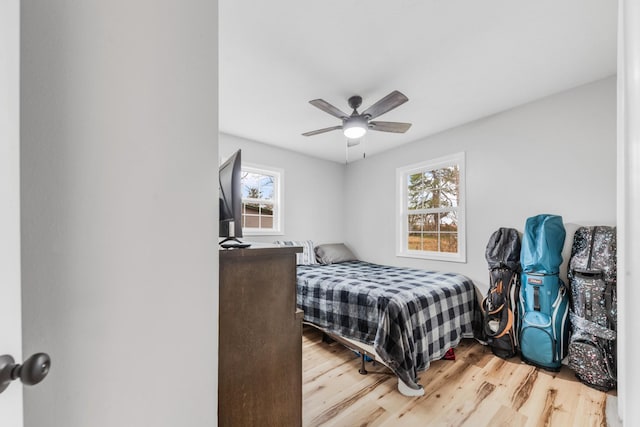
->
[[396, 152, 466, 262], [241, 163, 284, 236]]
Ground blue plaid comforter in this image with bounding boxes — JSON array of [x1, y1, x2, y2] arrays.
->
[[297, 261, 478, 391]]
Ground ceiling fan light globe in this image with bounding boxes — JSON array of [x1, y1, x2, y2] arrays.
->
[[344, 126, 367, 139], [343, 116, 368, 139]]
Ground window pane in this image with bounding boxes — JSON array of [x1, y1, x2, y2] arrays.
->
[[259, 203, 273, 215], [407, 173, 426, 209], [260, 215, 273, 228], [429, 166, 459, 208], [258, 175, 274, 200], [408, 214, 423, 232], [424, 213, 438, 231], [243, 214, 260, 228], [408, 233, 422, 250], [439, 211, 458, 232], [242, 173, 260, 198], [242, 172, 274, 201], [440, 233, 458, 253], [243, 202, 260, 215], [408, 173, 423, 188], [421, 233, 439, 251]]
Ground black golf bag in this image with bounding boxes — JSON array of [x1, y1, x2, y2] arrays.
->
[[482, 228, 521, 358], [567, 226, 617, 391]]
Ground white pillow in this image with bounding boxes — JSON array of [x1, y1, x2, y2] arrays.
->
[[273, 240, 318, 265]]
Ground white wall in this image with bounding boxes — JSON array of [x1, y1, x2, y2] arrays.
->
[[0, 0, 23, 425], [220, 133, 346, 245], [617, 1, 640, 423], [345, 77, 617, 294], [20, 2, 219, 426]]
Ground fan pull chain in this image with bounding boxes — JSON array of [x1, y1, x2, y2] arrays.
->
[[345, 138, 348, 164], [363, 135, 366, 159]]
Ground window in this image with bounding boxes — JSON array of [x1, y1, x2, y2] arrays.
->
[[397, 152, 465, 262], [241, 164, 283, 235]]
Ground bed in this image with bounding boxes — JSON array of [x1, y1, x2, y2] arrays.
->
[[287, 242, 480, 397]]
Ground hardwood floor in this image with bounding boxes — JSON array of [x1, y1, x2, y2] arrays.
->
[[302, 326, 615, 427]]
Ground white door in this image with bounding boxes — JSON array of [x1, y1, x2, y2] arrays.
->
[[0, 0, 24, 425]]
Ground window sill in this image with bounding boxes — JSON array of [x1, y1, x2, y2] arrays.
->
[[396, 251, 466, 263], [243, 230, 284, 237]]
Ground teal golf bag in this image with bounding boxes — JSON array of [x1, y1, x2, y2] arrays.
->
[[518, 214, 569, 371]]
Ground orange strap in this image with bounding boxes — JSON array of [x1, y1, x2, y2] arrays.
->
[[493, 309, 514, 339], [481, 296, 505, 315]]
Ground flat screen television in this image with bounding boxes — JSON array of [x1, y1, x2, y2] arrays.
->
[[218, 149, 249, 247]]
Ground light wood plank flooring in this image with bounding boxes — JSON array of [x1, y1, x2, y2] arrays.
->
[[302, 326, 615, 427]]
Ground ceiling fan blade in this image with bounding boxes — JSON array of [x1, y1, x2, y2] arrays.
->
[[302, 125, 343, 137], [369, 121, 412, 133], [309, 99, 351, 120], [361, 91, 409, 120]]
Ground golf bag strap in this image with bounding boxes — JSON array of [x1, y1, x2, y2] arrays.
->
[[494, 309, 514, 339], [482, 278, 505, 315]]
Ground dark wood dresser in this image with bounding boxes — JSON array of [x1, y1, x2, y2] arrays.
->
[[218, 245, 303, 427]]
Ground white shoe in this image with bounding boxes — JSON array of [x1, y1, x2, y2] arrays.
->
[[397, 379, 425, 397]]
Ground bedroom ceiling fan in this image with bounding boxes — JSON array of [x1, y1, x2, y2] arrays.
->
[[302, 90, 412, 140]]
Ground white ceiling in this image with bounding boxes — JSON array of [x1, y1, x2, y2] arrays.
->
[[220, 1, 617, 163]]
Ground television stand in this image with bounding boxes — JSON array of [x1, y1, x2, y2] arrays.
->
[[219, 237, 251, 249]]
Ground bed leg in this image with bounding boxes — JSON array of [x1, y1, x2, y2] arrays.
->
[[358, 353, 368, 375]]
